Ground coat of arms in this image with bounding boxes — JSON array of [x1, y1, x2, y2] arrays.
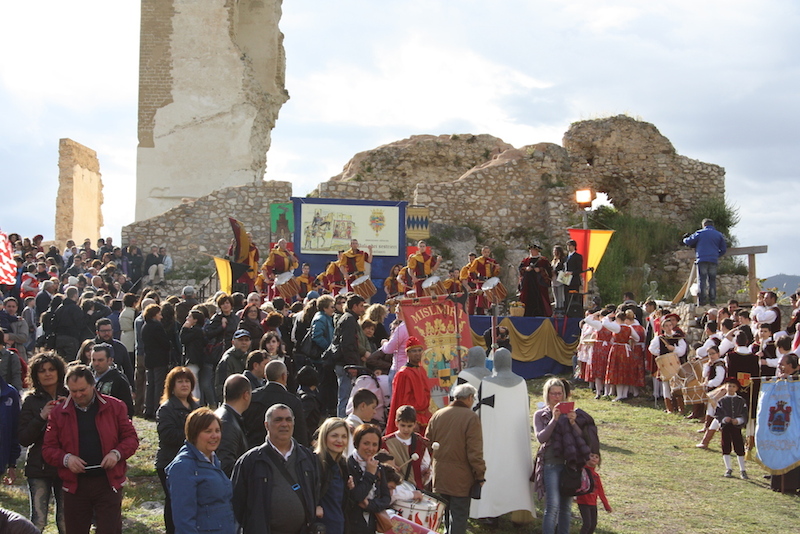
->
[[768, 400, 792, 435], [369, 209, 385, 236]]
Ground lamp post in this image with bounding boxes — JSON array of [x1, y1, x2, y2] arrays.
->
[[575, 189, 593, 229]]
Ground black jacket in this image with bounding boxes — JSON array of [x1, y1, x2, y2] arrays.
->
[[155, 395, 200, 469], [231, 440, 320, 534], [53, 298, 84, 340], [242, 382, 308, 448], [333, 311, 361, 366], [95, 367, 134, 418], [214, 403, 248, 477], [142, 319, 171, 368], [180, 324, 206, 366], [346, 456, 391, 534], [18, 387, 68, 478]]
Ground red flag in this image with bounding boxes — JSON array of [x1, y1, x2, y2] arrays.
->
[[229, 218, 251, 264], [0, 231, 17, 285]]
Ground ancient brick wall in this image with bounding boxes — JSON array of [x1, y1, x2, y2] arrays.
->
[[122, 180, 292, 266], [55, 139, 103, 246], [136, 0, 288, 221]]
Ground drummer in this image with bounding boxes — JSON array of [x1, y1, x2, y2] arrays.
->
[[324, 252, 347, 295], [443, 268, 462, 294], [384, 263, 405, 300], [407, 240, 442, 297], [397, 264, 413, 297], [460, 252, 478, 314], [260, 238, 299, 300], [468, 246, 501, 315], [295, 262, 315, 299], [336, 239, 372, 291]]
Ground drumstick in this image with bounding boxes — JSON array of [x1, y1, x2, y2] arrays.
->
[[395, 453, 420, 471]]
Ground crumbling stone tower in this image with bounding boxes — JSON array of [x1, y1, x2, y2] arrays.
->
[[135, 0, 288, 221]]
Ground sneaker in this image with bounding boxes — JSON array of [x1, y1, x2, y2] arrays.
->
[[724, 469, 733, 478], [741, 471, 749, 480]]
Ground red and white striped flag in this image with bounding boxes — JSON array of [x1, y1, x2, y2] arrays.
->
[[0, 230, 18, 285]]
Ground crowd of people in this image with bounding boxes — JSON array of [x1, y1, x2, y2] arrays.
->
[[574, 290, 800, 493], [2, 228, 799, 534]]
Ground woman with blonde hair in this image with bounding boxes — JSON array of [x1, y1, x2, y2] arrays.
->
[[363, 303, 389, 344], [314, 418, 354, 534]]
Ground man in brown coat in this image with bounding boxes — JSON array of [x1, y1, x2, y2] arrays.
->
[[425, 383, 485, 534]]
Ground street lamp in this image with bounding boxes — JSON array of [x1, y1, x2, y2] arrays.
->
[[575, 189, 593, 229]]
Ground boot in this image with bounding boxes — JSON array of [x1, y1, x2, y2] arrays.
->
[[674, 395, 685, 415], [697, 415, 712, 433], [687, 403, 704, 420], [696, 428, 716, 449], [664, 398, 675, 414]]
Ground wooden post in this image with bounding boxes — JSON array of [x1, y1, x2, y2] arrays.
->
[[748, 253, 758, 303]]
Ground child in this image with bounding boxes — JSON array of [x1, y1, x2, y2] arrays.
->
[[346, 388, 378, 433], [575, 452, 612, 534], [381, 405, 431, 489], [385, 468, 424, 504], [715, 377, 748, 479]]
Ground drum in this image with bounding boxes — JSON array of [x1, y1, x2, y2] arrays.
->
[[351, 275, 377, 299], [682, 379, 707, 405], [707, 385, 727, 408], [481, 277, 508, 304], [422, 276, 446, 296], [393, 485, 446, 532], [655, 352, 681, 381], [274, 271, 299, 300]]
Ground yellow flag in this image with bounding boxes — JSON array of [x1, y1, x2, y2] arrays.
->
[[214, 257, 232, 295]]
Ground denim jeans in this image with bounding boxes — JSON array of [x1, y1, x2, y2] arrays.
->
[[697, 261, 718, 305], [28, 477, 66, 533], [199, 363, 216, 407], [334, 364, 352, 417], [542, 463, 573, 534]]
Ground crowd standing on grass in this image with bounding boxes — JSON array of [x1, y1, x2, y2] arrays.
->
[[3, 231, 800, 534]]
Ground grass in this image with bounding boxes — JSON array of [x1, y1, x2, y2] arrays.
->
[[3, 382, 799, 533]]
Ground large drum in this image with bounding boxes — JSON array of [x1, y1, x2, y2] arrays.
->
[[682, 379, 707, 405], [481, 277, 507, 304], [707, 385, 727, 408], [655, 352, 681, 381], [351, 275, 377, 299], [393, 483, 446, 532], [422, 276, 446, 296], [274, 271, 299, 301]]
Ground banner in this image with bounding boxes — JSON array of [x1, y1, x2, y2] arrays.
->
[[568, 228, 614, 289], [0, 231, 16, 285], [270, 203, 294, 242], [299, 202, 401, 256], [214, 257, 232, 295], [400, 294, 472, 411], [756, 379, 800, 474]]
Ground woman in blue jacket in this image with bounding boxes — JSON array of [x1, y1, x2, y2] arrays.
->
[[166, 408, 235, 534]]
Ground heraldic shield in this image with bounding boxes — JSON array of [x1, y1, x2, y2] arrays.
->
[[756, 379, 800, 474]]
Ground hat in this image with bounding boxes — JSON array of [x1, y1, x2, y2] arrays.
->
[[182, 285, 195, 296], [406, 336, 424, 350], [68, 276, 79, 286], [528, 242, 543, 250], [663, 313, 680, 323], [35, 252, 45, 258], [306, 290, 320, 300], [722, 377, 741, 389], [233, 329, 251, 340], [33, 234, 43, 241]]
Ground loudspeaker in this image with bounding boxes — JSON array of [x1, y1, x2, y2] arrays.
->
[[565, 293, 584, 318]]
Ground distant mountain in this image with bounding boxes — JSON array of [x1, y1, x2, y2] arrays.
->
[[762, 274, 800, 294]]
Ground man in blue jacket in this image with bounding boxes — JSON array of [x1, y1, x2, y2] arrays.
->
[[683, 218, 727, 306]]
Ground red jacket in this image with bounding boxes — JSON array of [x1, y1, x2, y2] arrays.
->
[[42, 393, 139, 493], [575, 466, 611, 510]]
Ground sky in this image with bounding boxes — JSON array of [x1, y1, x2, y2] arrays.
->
[[1, 1, 798, 279]]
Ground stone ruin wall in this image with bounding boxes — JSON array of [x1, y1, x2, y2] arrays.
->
[[123, 116, 729, 297], [122, 180, 292, 267], [136, 0, 288, 221], [55, 138, 103, 245]]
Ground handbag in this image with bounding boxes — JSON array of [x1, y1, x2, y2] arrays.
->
[[297, 328, 324, 364]]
